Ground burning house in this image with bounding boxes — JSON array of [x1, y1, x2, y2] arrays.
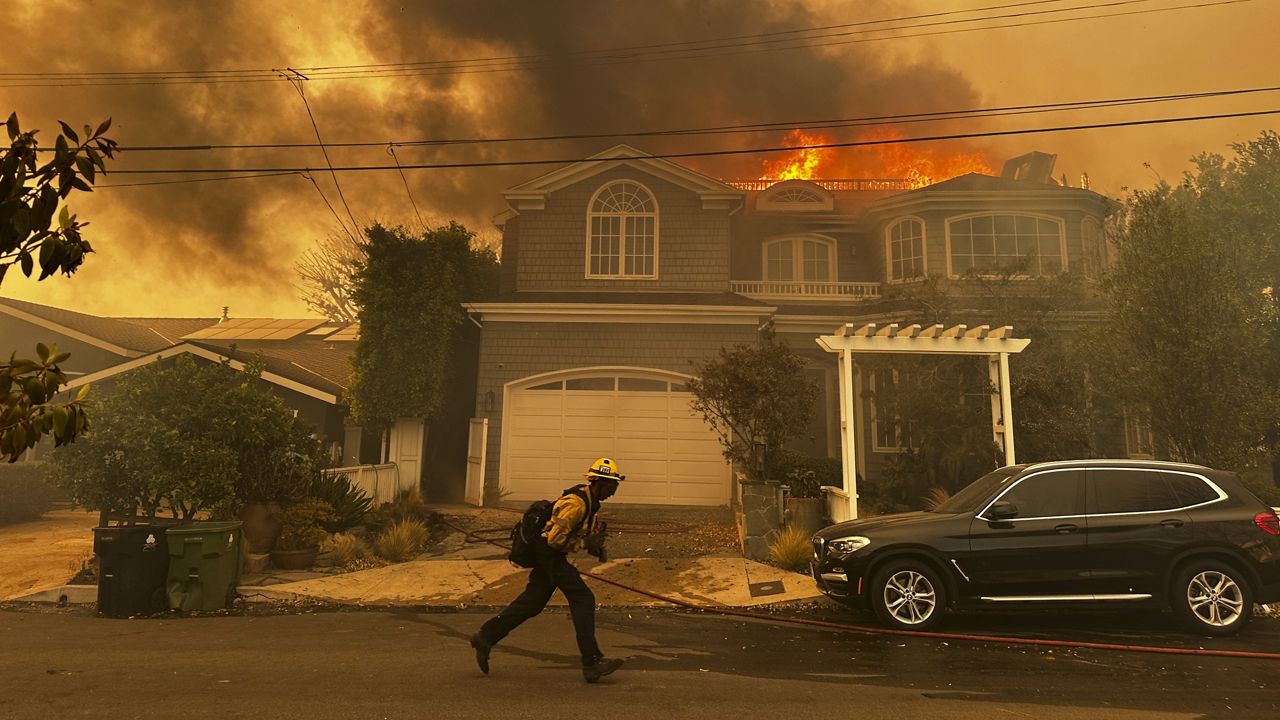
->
[[465, 140, 1122, 508]]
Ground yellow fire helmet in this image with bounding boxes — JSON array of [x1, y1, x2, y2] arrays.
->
[[585, 457, 625, 482]]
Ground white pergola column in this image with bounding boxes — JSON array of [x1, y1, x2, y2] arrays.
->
[[818, 323, 1030, 521]]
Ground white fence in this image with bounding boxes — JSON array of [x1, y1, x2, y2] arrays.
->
[[324, 463, 409, 505], [821, 485, 853, 524]]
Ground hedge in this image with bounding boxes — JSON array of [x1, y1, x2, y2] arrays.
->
[[0, 462, 58, 526]]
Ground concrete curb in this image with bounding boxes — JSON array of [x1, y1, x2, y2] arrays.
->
[[8, 584, 97, 604]]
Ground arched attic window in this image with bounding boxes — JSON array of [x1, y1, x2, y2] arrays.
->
[[586, 180, 658, 278], [763, 235, 836, 282], [756, 180, 834, 212]]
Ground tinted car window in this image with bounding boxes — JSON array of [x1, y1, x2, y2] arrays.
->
[[1162, 472, 1220, 507], [934, 467, 1021, 513], [991, 470, 1084, 518], [1091, 469, 1181, 514]]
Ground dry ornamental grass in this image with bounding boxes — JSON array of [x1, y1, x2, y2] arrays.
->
[[768, 525, 813, 572], [375, 518, 429, 562]]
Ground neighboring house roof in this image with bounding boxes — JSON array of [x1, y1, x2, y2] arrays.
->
[[118, 317, 220, 345], [65, 341, 348, 405], [189, 341, 352, 396], [0, 296, 202, 356]]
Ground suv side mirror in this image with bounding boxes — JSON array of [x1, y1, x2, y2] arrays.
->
[[986, 501, 1019, 521]]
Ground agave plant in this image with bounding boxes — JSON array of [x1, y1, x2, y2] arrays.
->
[[309, 472, 373, 533]]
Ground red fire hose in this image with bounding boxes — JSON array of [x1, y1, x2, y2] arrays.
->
[[440, 517, 1280, 661]]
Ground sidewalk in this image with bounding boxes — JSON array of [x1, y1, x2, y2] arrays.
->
[[240, 554, 821, 609], [0, 510, 96, 601]]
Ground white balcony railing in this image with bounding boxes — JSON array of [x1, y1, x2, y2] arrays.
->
[[731, 280, 882, 301]]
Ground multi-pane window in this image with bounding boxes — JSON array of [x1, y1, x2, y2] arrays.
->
[[887, 218, 925, 282], [588, 181, 657, 278], [948, 214, 1064, 276], [763, 237, 834, 282]]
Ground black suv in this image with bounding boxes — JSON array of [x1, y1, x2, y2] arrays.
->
[[810, 460, 1280, 635]]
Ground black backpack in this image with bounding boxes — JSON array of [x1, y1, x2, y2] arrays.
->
[[507, 485, 594, 568]]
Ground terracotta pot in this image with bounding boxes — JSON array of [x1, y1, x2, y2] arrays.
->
[[270, 547, 319, 570], [240, 501, 283, 554]]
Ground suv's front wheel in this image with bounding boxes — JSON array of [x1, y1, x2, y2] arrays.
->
[[1171, 560, 1254, 636], [870, 559, 946, 630]]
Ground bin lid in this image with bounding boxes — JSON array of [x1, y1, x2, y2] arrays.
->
[[164, 521, 243, 535]]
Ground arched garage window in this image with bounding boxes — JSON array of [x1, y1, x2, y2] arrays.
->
[[587, 181, 658, 279], [763, 236, 835, 282], [948, 213, 1064, 277]]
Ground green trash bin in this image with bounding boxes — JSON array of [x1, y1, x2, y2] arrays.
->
[[165, 521, 243, 612]]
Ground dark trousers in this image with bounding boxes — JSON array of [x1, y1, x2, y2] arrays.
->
[[477, 543, 602, 664]]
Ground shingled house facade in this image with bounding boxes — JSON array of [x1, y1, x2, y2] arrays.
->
[[466, 145, 1120, 507]]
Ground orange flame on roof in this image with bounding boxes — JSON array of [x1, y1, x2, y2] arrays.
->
[[758, 128, 992, 188], [759, 130, 833, 181]]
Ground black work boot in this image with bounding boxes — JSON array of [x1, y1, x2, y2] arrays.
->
[[582, 656, 624, 683], [470, 634, 491, 675]]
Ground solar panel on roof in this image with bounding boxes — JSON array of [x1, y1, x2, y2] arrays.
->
[[326, 325, 359, 341], [308, 326, 341, 336]]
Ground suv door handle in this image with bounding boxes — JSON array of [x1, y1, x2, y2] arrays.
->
[[1054, 523, 1079, 534], [1160, 518, 1185, 528]]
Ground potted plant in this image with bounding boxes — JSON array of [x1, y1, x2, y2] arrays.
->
[[270, 499, 336, 570], [237, 445, 317, 554], [780, 454, 840, 537]]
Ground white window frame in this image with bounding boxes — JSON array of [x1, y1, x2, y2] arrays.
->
[[760, 234, 838, 283], [944, 212, 1067, 279], [884, 216, 927, 284], [585, 180, 659, 280]]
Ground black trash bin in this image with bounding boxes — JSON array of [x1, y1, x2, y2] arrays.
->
[[92, 525, 171, 618]]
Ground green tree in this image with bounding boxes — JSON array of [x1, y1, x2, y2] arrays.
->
[[688, 329, 818, 483], [1, 112, 117, 461], [49, 355, 322, 521], [1097, 131, 1280, 471], [347, 223, 497, 431]]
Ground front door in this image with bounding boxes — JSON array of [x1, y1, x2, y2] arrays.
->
[[963, 469, 1090, 600]]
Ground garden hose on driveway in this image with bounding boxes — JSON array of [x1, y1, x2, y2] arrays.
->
[[439, 518, 1280, 662]]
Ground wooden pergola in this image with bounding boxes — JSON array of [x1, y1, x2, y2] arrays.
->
[[816, 323, 1031, 521]]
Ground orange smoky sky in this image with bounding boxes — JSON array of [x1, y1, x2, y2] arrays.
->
[[1, 0, 1276, 318]]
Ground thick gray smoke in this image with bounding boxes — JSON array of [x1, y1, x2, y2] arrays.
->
[[0, 0, 981, 314]]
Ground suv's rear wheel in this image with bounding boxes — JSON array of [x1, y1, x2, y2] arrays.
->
[[870, 559, 946, 630], [1171, 560, 1253, 636]]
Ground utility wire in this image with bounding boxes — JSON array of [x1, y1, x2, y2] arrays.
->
[[283, 70, 360, 240], [0, 0, 1078, 79], [36, 84, 1280, 154], [97, 108, 1280, 176], [0, 0, 1247, 87], [388, 145, 426, 231]]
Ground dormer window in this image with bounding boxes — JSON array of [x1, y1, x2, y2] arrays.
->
[[756, 180, 835, 212], [886, 217, 926, 282], [587, 180, 658, 279], [763, 235, 835, 282]]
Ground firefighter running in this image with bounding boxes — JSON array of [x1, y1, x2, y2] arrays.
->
[[471, 457, 625, 683]]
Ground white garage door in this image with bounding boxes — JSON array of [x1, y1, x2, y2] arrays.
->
[[503, 372, 730, 506]]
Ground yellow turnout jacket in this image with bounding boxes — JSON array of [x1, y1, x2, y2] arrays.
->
[[541, 484, 600, 553]]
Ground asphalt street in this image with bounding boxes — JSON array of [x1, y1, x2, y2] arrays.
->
[[1, 604, 1277, 719]]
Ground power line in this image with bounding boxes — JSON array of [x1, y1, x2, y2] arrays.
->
[[281, 70, 360, 240], [95, 171, 303, 188], [0, 0, 1078, 79], [35, 84, 1280, 154], [0, 0, 1247, 88], [96, 108, 1280, 176]]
